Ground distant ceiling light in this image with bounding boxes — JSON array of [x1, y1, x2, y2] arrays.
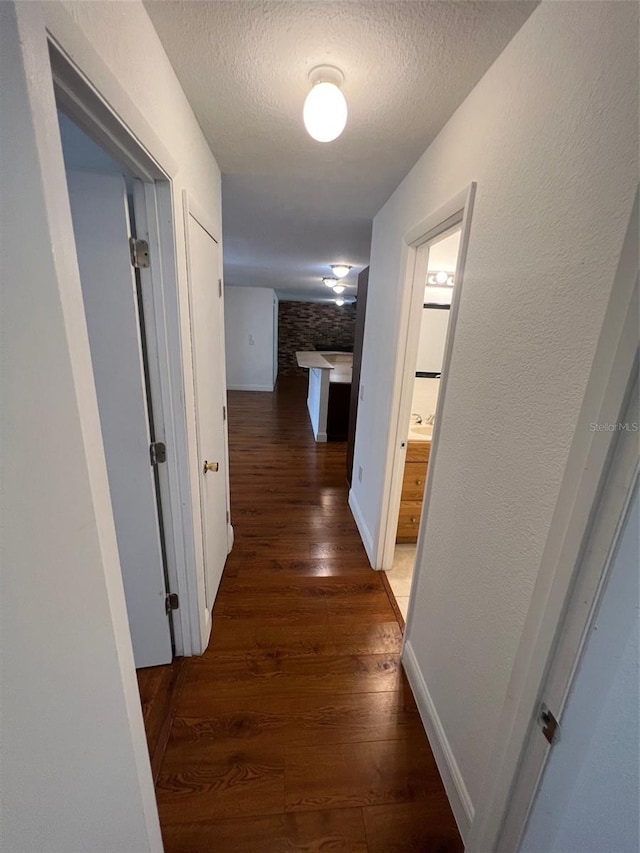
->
[[323, 277, 338, 288], [428, 271, 455, 287], [335, 297, 345, 306], [303, 66, 348, 143], [332, 284, 346, 294], [330, 264, 352, 279]]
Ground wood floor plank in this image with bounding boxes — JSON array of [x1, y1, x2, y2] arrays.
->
[[165, 691, 423, 754], [157, 741, 285, 823], [285, 738, 441, 812], [161, 808, 368, 853], [176, 654, 405, 713], [363, 801, 464, 853]]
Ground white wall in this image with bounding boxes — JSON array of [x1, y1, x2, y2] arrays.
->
[[224, 286, 277, 391], [1, 0, 224, 849], [521, 488, 639, 853], [415, 307, 449, 373], [411, 377, 440, 425], [350, 0, 638, 835]]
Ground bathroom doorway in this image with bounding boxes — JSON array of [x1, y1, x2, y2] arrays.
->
[[385, 226, 462, 621]]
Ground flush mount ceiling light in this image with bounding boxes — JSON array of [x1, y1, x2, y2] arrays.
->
[[332, 284, 346, 294], [323, 277, 338, 288], [335, 297, 345, 306], [330, 264, 352, 279], [428, 271, 455, 287], [303, 66, 348, 143]]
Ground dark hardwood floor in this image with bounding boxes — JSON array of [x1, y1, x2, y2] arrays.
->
[[146, 377, 462, 852]]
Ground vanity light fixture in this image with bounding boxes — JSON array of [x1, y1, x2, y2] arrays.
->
[[323, 277, 338, 288], [303, 66, 348, 143], [428, 271, 455, 287], [335, 297, 345, 306], [330, 264, 351, 279], [332, 284, 346, 294]]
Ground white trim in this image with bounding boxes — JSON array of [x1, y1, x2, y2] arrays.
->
[[403, 641, 474, 839], [500, 395, 639, 853], [378, 184, 476, 572], [44, 6, 178, 179], [185, 191, 221, 245], [467, 190, 639, 853], [133, 181, 193, 657], [47, 33, 199, 659], [348, 489, 376, 565], [227, 384, 275, 392]]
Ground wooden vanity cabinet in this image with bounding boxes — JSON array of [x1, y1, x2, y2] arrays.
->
[[396, 441, 430, 543]]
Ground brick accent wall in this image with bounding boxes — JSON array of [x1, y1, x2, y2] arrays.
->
[[278, 301, 356, 375]]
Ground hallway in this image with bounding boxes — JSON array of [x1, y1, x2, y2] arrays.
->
[[155, 377, 462, 852]]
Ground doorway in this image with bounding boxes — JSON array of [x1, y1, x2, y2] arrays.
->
[[385, 227, 461, 620], [57, 110, 174, 668]]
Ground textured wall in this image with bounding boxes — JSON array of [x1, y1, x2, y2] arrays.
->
[[350, 0, 638, 828], [278, 301, 356, 375]]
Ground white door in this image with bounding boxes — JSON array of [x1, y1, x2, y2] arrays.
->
[[185, 208, 229, 608], [67, 171, 173, 668]]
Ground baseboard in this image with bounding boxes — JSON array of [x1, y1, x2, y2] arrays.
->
[[226, 383, 274, 392], [348, 488, 375, 565], [402, 640, 474, 841]]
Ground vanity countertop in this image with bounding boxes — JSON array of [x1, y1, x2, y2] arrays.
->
[[407, 424, 433, 443]]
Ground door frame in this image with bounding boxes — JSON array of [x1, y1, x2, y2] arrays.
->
[[499, 375, 638, 851], [378, 183, 476, 572], [47, 27, 198, 656], [466, 190, 639, 852]]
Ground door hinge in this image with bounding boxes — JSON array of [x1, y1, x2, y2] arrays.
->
[[165, 592, 179, 613], [150, 441, 167, 466], [129, 237, 150, 269], [538, 703, 559, 745], [226, 510, 229, 523], [223, 404, 226, 421], [218, 278, 222, 297]]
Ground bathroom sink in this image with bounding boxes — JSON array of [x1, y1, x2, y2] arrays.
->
[[411, 426, 433, 438]]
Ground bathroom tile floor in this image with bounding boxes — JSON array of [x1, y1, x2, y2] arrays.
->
[[386, 545, 417, 621]]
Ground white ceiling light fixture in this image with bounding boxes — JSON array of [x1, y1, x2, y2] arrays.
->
[[323, 276, 338, 288], [303, 66, 348, 143], [335, 297, 345, 306], [332, 284, 346, 294], [428, 271, 455, 287], [330, 263, 352, 279]]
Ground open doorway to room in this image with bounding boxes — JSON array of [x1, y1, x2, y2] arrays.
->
[[384, 225, 462, 621], [56, 109, 176, 669]]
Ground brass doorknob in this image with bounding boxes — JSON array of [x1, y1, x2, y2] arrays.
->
[[203, 460, 219, 474]]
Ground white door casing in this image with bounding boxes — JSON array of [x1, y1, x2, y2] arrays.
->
[[183, 196, 230, 612], [66, 170, 173, 668]]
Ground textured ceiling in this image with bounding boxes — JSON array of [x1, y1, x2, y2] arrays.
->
[[146, 0, 537, 300]]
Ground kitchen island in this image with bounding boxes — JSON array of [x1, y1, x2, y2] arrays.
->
[[296, 351, 353, 442]]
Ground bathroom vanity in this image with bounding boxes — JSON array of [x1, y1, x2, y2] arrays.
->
[[396, 426, 432, 543], [296, 351, 353, 442]]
